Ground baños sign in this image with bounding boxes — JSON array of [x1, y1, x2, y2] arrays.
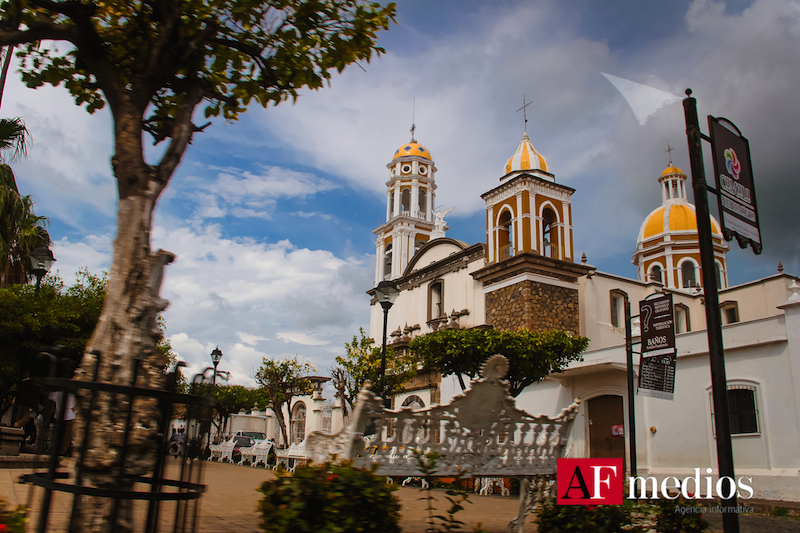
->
[[708, 116, 762, 254], [638, 293, 677, 401]]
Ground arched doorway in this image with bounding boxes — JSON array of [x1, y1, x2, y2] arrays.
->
[[588, 395, 626, 468], [290, 402, 306, 443]]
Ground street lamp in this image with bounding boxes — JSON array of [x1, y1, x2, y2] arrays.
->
[[210, 346, 223, 386], [30, 246, 56, 295], [374, 280, 399, 401]]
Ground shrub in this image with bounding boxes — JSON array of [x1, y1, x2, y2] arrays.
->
[[0, 497, 26, 533], [536, 498, 643, 533], [652, 496, 709, 533], [257, 461, 401, 533]]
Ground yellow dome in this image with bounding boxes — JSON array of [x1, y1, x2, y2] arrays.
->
[[641, 204, 721, 240], [661, 165, 685, 177], [393, 142, 432, 161], [505, 132, 547, 174]]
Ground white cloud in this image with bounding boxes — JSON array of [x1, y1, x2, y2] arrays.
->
[[276, 332, 330, 346]]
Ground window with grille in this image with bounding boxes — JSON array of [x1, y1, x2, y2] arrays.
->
[[710, 384, 759, 436]]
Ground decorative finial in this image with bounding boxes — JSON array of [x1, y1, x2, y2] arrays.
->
[[666, 141, 674, 167], [581, 252, 587, 264], [685, 88, 692, 96], [410, 97, 416, 143], [517, 95, 532, 133], [778, 261, 784, 273]]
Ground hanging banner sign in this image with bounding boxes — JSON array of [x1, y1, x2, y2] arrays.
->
[[638, 294, 677, 401], [708, 116, 762, 254]]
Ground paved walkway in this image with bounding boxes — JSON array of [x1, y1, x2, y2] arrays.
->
[[3, 456, 800, 532], [1, 456, 527, 532]]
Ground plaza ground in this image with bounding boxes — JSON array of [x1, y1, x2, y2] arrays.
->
[[2, 456, 800, 532]]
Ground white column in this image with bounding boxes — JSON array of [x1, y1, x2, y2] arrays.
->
[[400, 229, 409, 276], [665, 249, 675, 289], [411, 179, 420, 218], [391, 230, 400, 278], [486, 205, 495, 262], [375, 239, 384, 284], [562, 201, 572, 260], [393, 182, 401, 216], [427, 190, 434, 222], [515, 193, 523, 253], [386, 189, 392, 221], [662, 182, 668, 203]]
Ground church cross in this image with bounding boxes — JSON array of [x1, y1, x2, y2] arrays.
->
[[517, 95, 532, 132], [666, 142, 674, 166]]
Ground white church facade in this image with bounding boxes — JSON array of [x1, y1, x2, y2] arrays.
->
[[368, 130, 800, 501]]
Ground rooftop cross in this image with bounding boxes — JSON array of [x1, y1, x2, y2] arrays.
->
[[517, 95, 532, 132], [666, 141, 674, 166], [410, 97, 416, 143]]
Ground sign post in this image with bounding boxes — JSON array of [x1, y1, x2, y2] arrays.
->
[[684, 89, 743, 533]]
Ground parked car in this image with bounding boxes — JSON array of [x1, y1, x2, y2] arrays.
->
[[235, 430, 267, 443], [231, 435, 254, 462]]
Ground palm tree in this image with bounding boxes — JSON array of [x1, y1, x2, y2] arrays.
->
[[0, 117, 50, 287]]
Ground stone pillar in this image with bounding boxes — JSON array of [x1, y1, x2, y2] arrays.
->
[[331, 398, 344, 434], [778, 281, 800, 436], [311, 392, 325, 435], [411, 179, 420, 218]]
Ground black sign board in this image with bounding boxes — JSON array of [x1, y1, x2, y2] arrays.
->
[[638, 294, 677, 401], [708, 116, 762, 254]]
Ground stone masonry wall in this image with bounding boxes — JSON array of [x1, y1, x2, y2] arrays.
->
[[485, 280, 580, 334]]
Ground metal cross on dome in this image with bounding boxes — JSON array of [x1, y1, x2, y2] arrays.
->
[[517, 95, 532, 132], [666, 141, 674, 166]]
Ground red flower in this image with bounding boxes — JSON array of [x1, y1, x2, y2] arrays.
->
[[327, 474, 338, 481]]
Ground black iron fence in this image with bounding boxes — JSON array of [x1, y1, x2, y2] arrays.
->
[[20, 349, 217, 533]]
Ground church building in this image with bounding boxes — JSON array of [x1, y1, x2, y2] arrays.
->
[[368, 128, 800, 501]]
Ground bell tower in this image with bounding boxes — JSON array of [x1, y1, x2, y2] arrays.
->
[[472, 130, 591, 334], [373, 132, 438, 283]]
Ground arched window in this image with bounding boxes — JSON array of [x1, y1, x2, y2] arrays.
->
[[650, 265, 663, 283], [498, 210, 514, 259], [389, 191, 395, 218], [401, 188, 411, 213], [290, 402, 306, 443], [415, 239, 427, 252], [383, 243, 393, 279], [681, 261, 697, 288], [715, 262, 723, 289], [401, 395, 425, 409], [675, 303, 691, 333], [428, 280, 444, 320], [418, 189, 427, 218], [542, 207, 558, 258]]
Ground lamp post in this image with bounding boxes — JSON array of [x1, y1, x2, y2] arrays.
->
[[374, 281, 399, 401], [210, 347, 223, 386], [30, 246, 56, 295]]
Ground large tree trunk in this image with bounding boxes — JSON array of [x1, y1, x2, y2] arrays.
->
[[70, 111, 175, 532]]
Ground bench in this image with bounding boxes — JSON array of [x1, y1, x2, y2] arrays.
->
[[275, 440, 308, 471], [207, 438, 235, 463], [238, 440, 274, 467], [307, 354, 580, 533]]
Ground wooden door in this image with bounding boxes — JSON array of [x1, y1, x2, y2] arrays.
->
[[588, 395, 626, 468]]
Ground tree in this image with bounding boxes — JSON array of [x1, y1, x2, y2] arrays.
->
[[254, 357, 314, 445], [0, 118, 50, 287], [409, 328, 589, 397], [0, 269, 107, 417], [0, 2, 394, 528], [331, 327, 416, 413]]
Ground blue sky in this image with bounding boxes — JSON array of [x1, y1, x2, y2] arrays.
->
[[3, 0, 799, 386]]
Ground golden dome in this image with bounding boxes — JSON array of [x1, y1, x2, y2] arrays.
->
[[640, 204, 721, 240], [661, 165, 685, 177], [505, 132, 547, 174], [393, 142, 432, 161]]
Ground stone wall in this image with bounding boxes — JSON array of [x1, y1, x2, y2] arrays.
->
[[485, 280, 580, 334]]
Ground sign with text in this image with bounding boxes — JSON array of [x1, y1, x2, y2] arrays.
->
[[638, 294, 677, 400], [709, 116, 761, 255], [557, 458, 624, 505]]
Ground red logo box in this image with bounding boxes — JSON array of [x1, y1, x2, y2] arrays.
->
[[557, 458, 624, 505]]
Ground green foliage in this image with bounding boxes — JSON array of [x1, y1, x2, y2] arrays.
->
[[651, 496, 710, 533], [0, 117, 30, 162], [257, 461, 401, 533], [536, 498, 646, 533], [188, 382, 269, 435], [0, 495, 27, 533], [1, 1, 396, 137], [333, 327, 417, 406], [535, 496, 710, 533], [413, 450, 487, 533], [409, 328, 588, 396], [0, 156, 50, 287], [0, 269, 107, 414], [255, 357, 315, 443]]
